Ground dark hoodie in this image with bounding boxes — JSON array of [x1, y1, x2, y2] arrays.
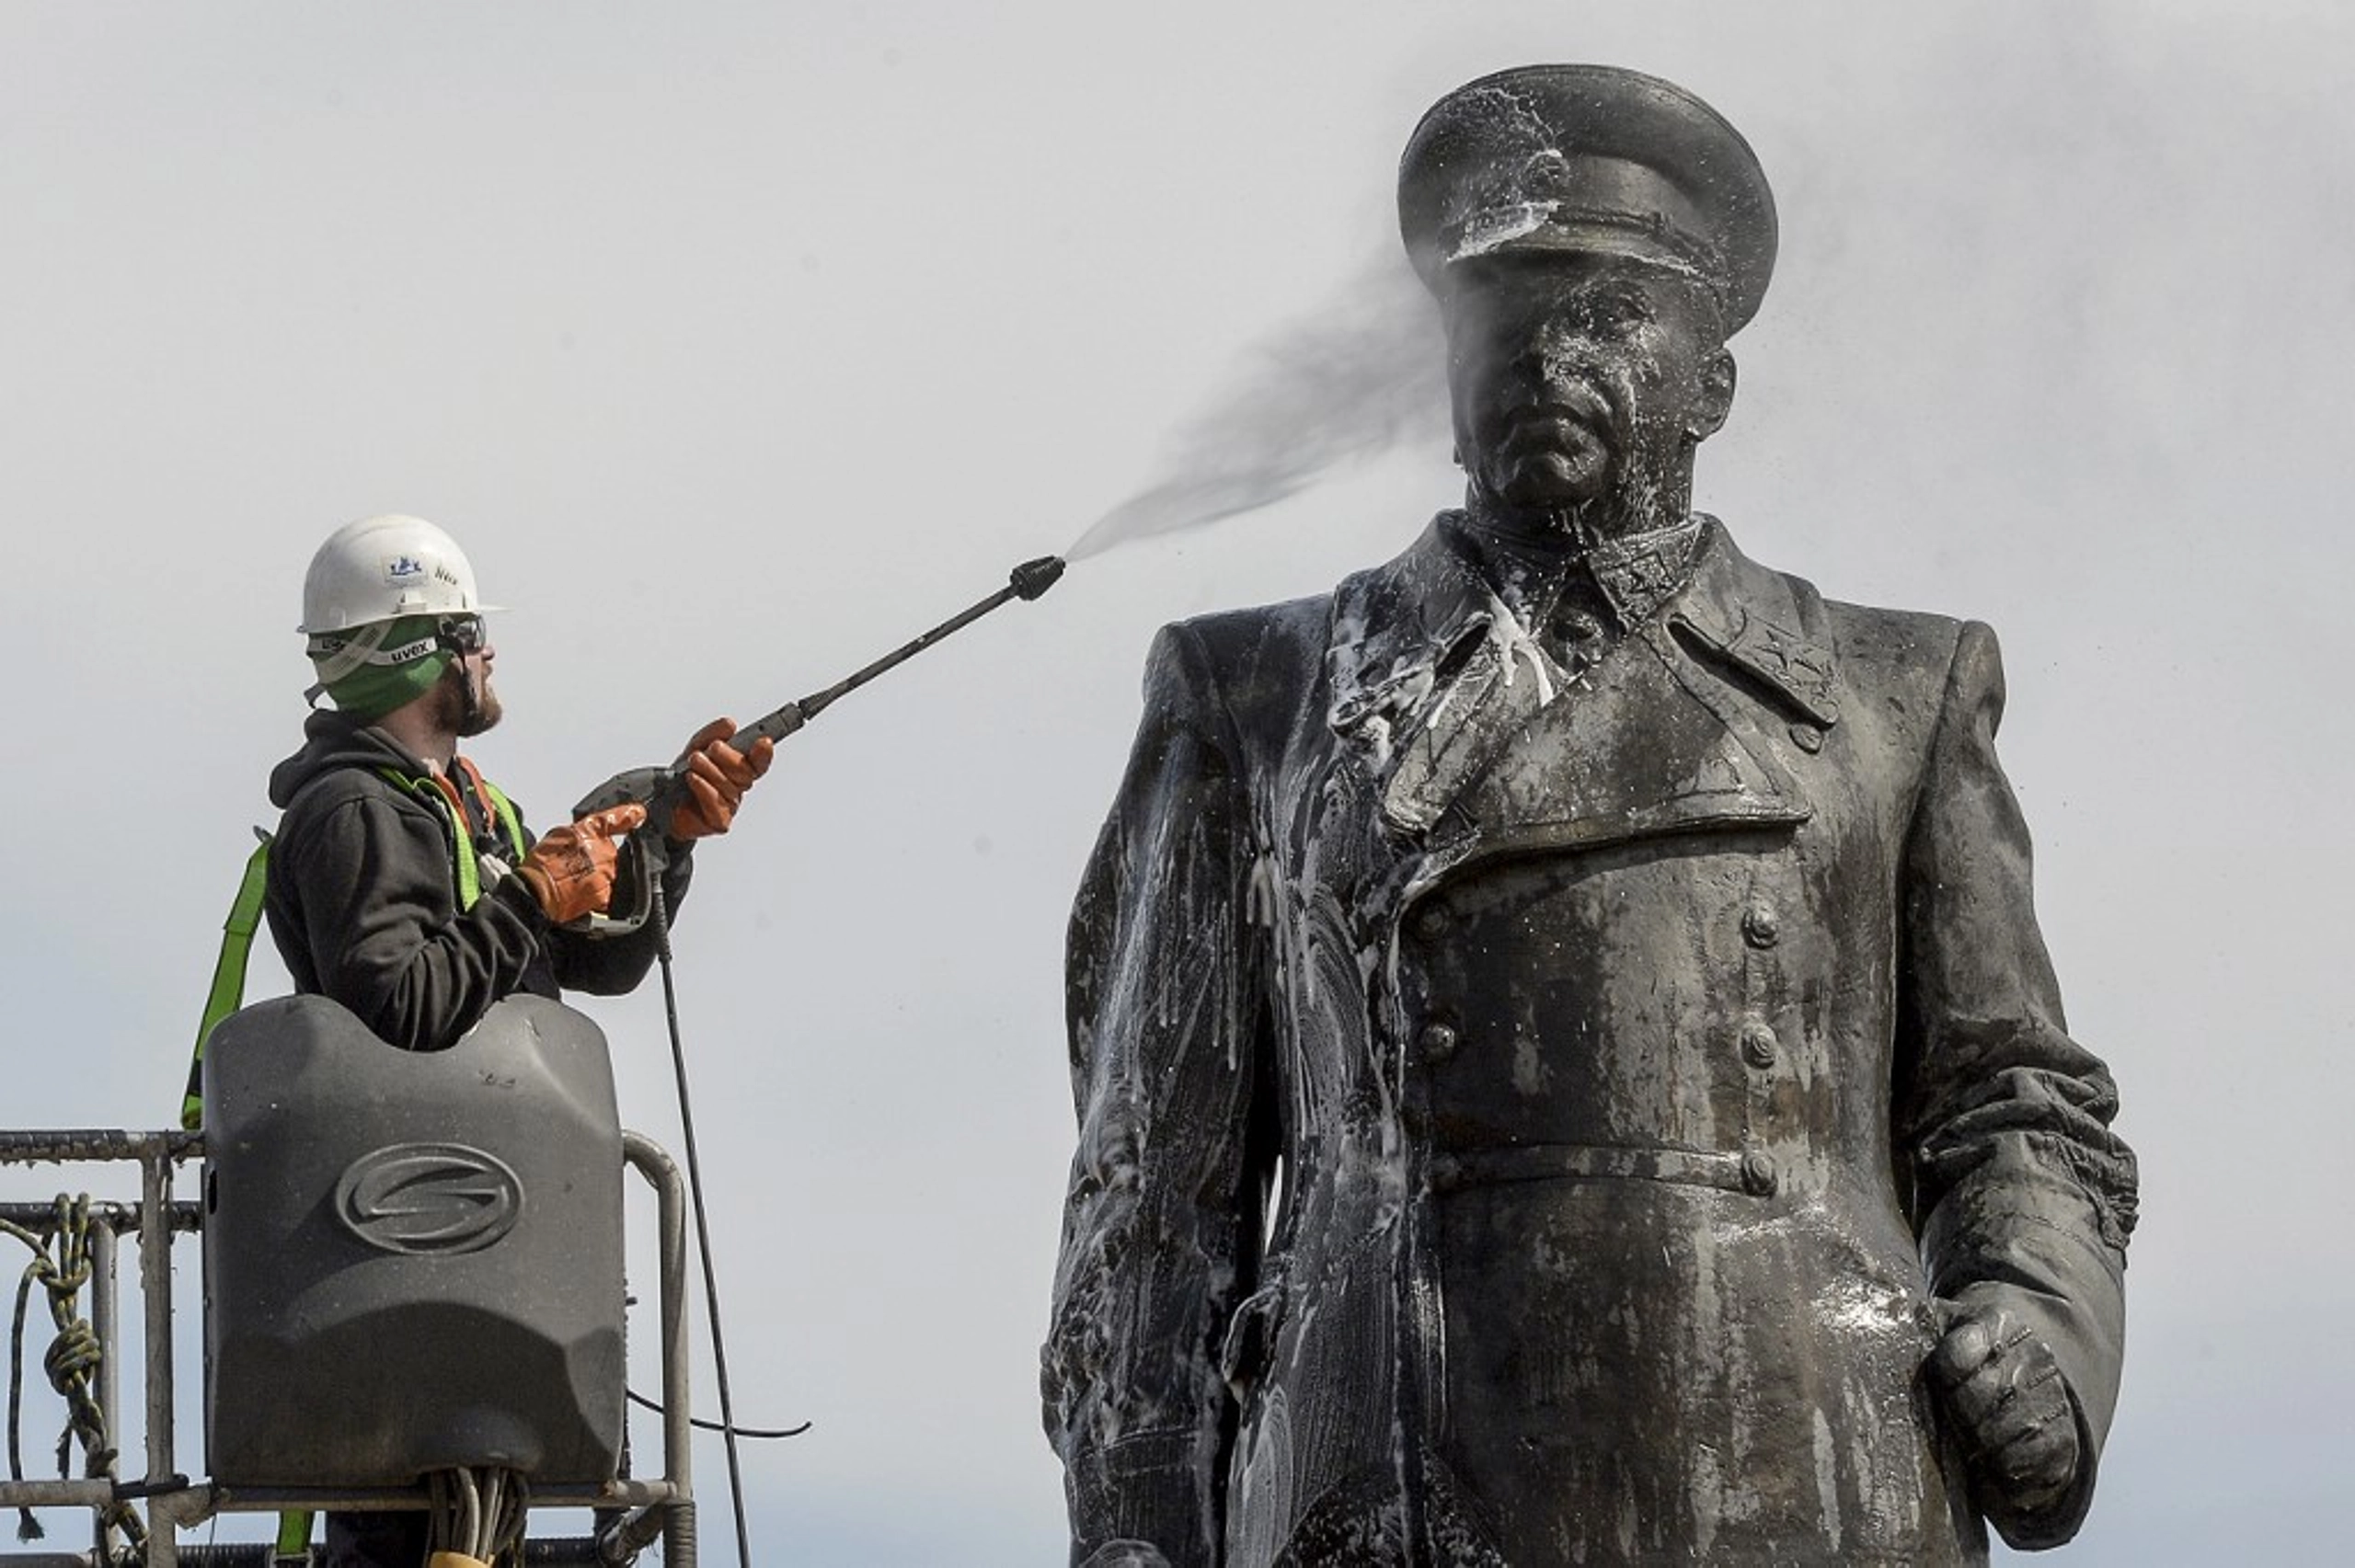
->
[[263, 710, 690, 1051]]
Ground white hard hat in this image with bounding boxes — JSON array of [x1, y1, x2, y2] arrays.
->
[[298, 514, 505, 635]]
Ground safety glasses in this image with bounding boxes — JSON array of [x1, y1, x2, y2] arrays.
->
[[436, 612, 490, 655]]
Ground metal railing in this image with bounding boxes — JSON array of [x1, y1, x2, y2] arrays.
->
[[0, 1130, 695, 1568]]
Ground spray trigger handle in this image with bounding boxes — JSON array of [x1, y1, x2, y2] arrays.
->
[[563, 765, 677, 938]]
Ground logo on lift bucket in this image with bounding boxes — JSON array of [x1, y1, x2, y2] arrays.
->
[[334, 1142, 523, 1255]]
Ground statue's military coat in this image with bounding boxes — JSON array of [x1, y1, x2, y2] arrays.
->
[[1044, 519, 2135, 1567]]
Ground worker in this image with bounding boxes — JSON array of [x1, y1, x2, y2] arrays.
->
[[236, 512, 773, 1568], [260, 511, 769, 1052]]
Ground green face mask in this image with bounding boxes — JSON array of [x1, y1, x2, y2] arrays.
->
[[307, 615, 454, 717]]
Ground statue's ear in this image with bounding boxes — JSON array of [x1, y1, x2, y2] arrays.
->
[[1689, 349, 1737, 441]]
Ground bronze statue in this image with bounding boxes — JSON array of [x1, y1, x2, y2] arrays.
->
[[1044, 65, 2136, 1567]]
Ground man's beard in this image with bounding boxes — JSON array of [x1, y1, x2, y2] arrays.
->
[[458, 687, 504, 738], [431, 661, 503, 738]]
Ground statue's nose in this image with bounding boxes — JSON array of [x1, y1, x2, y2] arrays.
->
[[1522, 329, 1601, 400]]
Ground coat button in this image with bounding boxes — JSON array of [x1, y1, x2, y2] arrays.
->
[[1788, 723, 1825, 754], [1741, 901, 1780, 949], [1411, 902, 1452, 942], [1738, 1019, 1779, 1070], [1419, 1020, 1460, 1062], [1557, 609, 1606, 645], [1740, 1150, 1780, 1196]]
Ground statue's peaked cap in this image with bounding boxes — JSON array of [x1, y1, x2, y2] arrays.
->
[[1399, 64, 1778, 335]]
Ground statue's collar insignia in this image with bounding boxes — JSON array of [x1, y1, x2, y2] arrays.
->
[[1587, 516, 1706, 628], [1443, 506, 1707, 634], [1666, 529, 1842, 730]]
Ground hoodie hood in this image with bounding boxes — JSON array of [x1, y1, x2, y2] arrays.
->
[[268, 710, 432, 809]]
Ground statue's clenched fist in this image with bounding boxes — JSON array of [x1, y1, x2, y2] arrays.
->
[[1929, 1303, 2081, 1529]]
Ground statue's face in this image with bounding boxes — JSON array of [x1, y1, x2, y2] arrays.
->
[[1444, 253, 1733, 525]]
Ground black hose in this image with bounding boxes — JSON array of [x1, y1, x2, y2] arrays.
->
[[648, 881, 754, 1568], [624, 1388, 807, 1440]]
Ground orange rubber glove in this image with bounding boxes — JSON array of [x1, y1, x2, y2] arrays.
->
[[514, 803, 648, 923], [666, 717, 775, 841]]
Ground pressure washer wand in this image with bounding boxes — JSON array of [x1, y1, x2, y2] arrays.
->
[[725, 552, 1067, 753], [571, 554, 1067, 935]]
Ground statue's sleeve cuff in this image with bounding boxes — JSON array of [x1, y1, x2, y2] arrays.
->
[[1066, 1427, 1218, 1565]]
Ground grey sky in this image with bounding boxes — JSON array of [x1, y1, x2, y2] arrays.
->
[[4, 4, 2348, 1562]]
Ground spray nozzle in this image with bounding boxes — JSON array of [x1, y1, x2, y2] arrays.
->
[[1010, 555, 1066, 601]]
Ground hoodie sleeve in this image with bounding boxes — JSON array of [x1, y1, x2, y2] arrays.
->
[[269, 776, 558, 1051]]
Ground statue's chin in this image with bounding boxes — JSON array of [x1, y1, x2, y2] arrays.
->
[[1496, 449, 1611, 515]]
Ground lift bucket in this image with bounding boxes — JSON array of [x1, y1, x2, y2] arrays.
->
[[201, 994, 626, 1486]]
